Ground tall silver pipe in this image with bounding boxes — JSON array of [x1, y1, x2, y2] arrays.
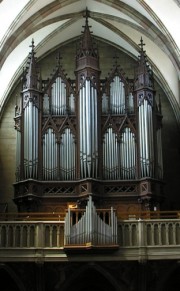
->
[[92, 86, 95, 177], [105, 131, 108, 179], [94, 86, 98, 177], [139, 105, 142, 176], [126, 128, 129, 179], [44, 133, 46, 180], [28, 103, 32, 177], [82, 84, 87, 177], [149, 104, 154, 176], [122, 131, 125, 179], [144, 101, 149, 176], [24, 108, 27, 177], [59, 77, 62, 114], [80, 87, 83, 177], [127, 128, 130, 179], [120, 132, 123, 179], [103, 135, 106, 178], [112, 129, 115, 178], [125, 129, 127, 179], [109, 129, 111, 179], [142, 102, 147, 176], [157, 128, 163, 179], [139, 104, 144, 176], [115, 135, 118, 179], [115, 77, 117, 114], [58, 77, 60, 114], [79, 79, 98, 178], [69, 93, 75, 114]]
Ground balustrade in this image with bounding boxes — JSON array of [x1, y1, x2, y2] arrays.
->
[[0, 219, 179, 249], [0, 222, 65, 248]]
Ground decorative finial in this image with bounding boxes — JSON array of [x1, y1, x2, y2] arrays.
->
[[84, 7, 90, 20], [113, 51, 119, 67], [139, 37, 145, 51], [29, 38, 35, 53], [56, 51, 62, 67]]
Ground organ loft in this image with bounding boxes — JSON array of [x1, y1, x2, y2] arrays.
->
[[13, 15, 163, 215]]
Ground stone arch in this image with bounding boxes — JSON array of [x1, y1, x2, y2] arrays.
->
[[156, 262, 180, 291], [57, 263, 128, 291], [0, 263, 26, 291]]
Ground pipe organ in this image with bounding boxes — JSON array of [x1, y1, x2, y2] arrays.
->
[[14, 17, 163, 213], [64, 196, 118, 247]]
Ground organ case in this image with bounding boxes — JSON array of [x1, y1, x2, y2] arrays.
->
[[14, 17, 163, 213]]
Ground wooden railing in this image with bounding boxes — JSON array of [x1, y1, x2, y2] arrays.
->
[[117, 210, 180, 220], [0, 218, 180, 248], [0, 212, 65, 221], [1, 210, 180, 221], [118, 219, 180, 246], [0, 221, 65, 248], [0, 210, 180, 262]]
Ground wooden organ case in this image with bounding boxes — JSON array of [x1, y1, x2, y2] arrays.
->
[[14, 16, 163, 214]]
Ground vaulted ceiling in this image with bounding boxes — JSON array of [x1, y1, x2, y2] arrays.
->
[[0, 0, 179, 123]]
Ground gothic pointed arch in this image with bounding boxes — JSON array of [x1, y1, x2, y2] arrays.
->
[[0, 264, 26, 291], [58, 263, 128, 291]]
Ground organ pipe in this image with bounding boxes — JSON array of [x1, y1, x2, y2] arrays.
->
[[103, 128, 120, 180], [103, 127, 136, 180], [157, 128, 163, 179], [102, 93, 108, 114], [51, 77, 66, 115], [24, 101, 38, 179], [43, 128, 76, 181], [128, 92, 134, 113], [139, 99, 154, 178], [119, 128, 135, 179], [43, 94, 50, 114], [15, 130, 21, 181], [64, 196, 118, 246], [110, 76, 125, 114], [69, 93, 75, 114], [43, 128, 58, 180], [79, 79, 98, 178], [60, 128, 76, 180]]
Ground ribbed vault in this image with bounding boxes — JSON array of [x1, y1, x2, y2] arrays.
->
[[0, 0, 179, 125]]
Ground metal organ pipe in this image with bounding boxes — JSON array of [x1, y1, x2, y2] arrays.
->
[[16, 130, 21, 181], [69, 93, 75, 114], [51, 77, 66, 115], [43, 129, 57, 180], [110, 77, 125, 114], [103, 128, 120, 180], [24, 101, 38, 179], [43, 94, 50, 114], [128, 92, 134, 113], [79, 79, 98, 179], [60, 128, 76, 180], [157, 128, 163, 179], [102, 93, 108, 114], [119, 128, 135, 180], [79, 87, 83, 177], [139, 99, 154, 178]]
